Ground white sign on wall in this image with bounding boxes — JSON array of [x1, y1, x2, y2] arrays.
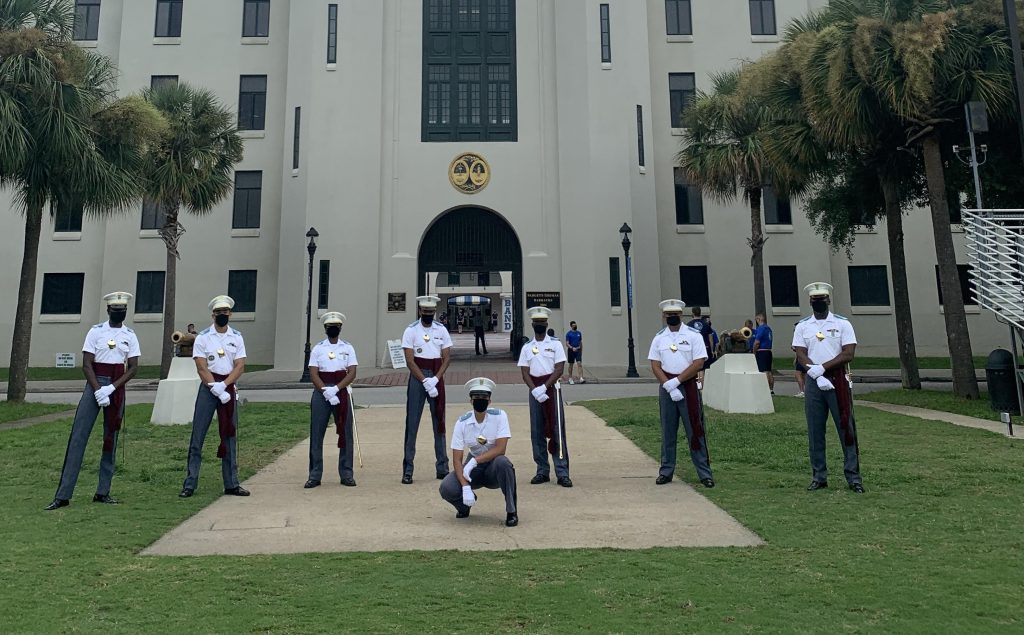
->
[[387, 340, 408, 369], [502, 297, 513, 332], [55, 353, 76, 368]]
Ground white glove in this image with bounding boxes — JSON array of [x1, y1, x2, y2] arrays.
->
[[208, 381, 227, 397], [816, 376, 835, 391], [669, 388, 684, 402], [328, 395, 341, 406], [96, 395, 111, 408], [96, 384, 116, 400], [662, 377, 681, 392], [217, 391, 232, 404], [322, 385, 340, 399], [463, 457, 477, 482], [806, 365, 826, 380], [427, 387, 439, 398], [422, 376, 439, 391], [531, 385, 547, 401], [462, 485, 476, 507]]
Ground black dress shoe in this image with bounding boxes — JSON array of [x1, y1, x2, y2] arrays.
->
[[401, 474, 413, 485], [849, 482, 865, 494], [806, 481, 828, 491], [456, 508, 470, 519], [92, 494, 119, 504], [303, 480, 321, 489], [340, 477, 357, 487], [224, 486, 250, 496], [505, 512, 519, 527], [530, 474, 550, 485], [655, 475, 673, 485], [178, 488, 194, 498], [44, 499, 69, 511], [436, 472, 448, 480], [700, 478, 715, 488], [557, 476, 573, 488]]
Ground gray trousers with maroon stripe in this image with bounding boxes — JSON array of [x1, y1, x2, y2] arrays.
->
[[309, 391, 354, 482], [805, 380, 861, 484], [54, 379, 119, 500], [658, 387, 712, 481], [182, 386, 240, 491]]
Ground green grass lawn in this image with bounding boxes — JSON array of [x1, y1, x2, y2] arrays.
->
[[859, 388, 1003, 421], [0, 364, 272, 381], [0, 401, 75, 424], [1, 400, 1021, 633]]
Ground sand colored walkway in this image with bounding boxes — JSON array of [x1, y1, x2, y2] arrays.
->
[[143, 405, 761, 555]]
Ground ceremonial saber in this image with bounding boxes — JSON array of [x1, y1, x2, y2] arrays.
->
[[348, 386, 362, 468], [555, 381, 565, 460]]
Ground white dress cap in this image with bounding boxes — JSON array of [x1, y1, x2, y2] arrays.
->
[[102, 291, 133, 307], [803, 282, 834, 297], [658, 299, 686, 313], [320, 311, 346, 325], [208, 295, 235, 311], [465, 377, 496, 395], [527, 306, 552, 321], [416, 295, 441, 309]]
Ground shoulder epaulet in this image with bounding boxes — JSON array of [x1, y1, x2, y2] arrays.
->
[[833, 314, 849, 321], [656, 327, 667, 335], [317, 339, 328, 346], [487, 408, 501, 415], [687, 326, 702, 334], [408, 321, 419, 328], [230, 327, 242, 335], [797, 316, 813, 323], [91, 322, 105, 329], [340, 340, 350, 346], [199, 327, 212, 335], [124, 327, 135, 334], [458, 412, 473, 422]]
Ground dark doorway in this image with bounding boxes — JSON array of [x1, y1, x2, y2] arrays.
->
[[418, 207, 524, 359]]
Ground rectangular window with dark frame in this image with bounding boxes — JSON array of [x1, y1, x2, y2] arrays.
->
[[477, 272, 491, 287], [327, 4, 338, 63], [679, 266, 710, 308], [318, 260, 330, 310], [140, 199, 165, 230], [292, 106, 301, 170], [609, 257, 621, 307], [668, 72, 696, 128], [763, 185, 792, 225], [135, 271, 165, 314], [599, 4, 611, 63], [665, 0, 692, 36], [242, 0, 271, 37], [228, 270, 258, 313], [447, 272, 460, 286], [935, 265, 977, 306], [238, 75, 268, 131], [73, 0, 101, 41], [422, 0, 518, 142], [848, 265, 890, 306], [232, 171, 263, 229], [749, 0, 776, 36], [636, 105, 645, 167], [150, 75, 178, 90], [52, 198, 84, 233], [155, 0, 183, 38], [674, 168, 704, 225], [769, 265, 799, 307], [41, 273, 85, 315]]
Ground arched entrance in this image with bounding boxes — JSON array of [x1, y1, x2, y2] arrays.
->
[[418, 207, 524, 358]]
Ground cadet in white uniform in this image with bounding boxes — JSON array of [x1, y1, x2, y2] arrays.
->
[[46, 292, 141, 510], [517, 306, 572, 487], [400, 295, 452, 484], [179, 295, 249, 498], [306, 311, 358, 488], [647, 299, 714, 487], [792, 282, 863, 493], [439, 377, 518, 527]]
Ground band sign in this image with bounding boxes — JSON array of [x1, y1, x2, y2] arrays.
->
[[526, 292, 561, 309], [55, 353, 76, 368], [449, 153, 490, 194], [502, 297, 513, 332]]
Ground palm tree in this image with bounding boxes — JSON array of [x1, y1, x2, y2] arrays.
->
[[1, 0, 165, 402], [141, 82, 243, 378]]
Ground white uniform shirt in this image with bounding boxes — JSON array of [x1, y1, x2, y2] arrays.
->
[[451, 408, 512, 458], [647, 325, 708, 375], [791, 312, 857, 365], [82, 322, 141, 364], [401, 320, 452, 359], [309, 339, 357, 371], [193, 325, 247, 375], [517, 335, 567, 377]]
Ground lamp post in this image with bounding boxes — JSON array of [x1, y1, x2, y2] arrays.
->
[[620, 223, 639, 378], [299, 227, 319, 383]]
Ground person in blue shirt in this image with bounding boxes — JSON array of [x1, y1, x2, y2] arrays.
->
[[687, 307, 715, 387], [565, 321, 584, 384], [752, 313, 775, 394]]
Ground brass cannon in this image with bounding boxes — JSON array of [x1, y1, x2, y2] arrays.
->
[[172, 330, 196, 358], [719, 326, 752, 355]]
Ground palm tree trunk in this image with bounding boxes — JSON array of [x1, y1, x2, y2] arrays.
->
[[7, 200, 45, 402], [920, 132, 979, 399], [877, 169, 922, 390], [159, 207, 181, 379], [748, 187, 767, 316]]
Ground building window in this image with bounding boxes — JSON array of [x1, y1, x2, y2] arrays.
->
[[679, 266, 710, 308], [135, 271, 165, 314], [141, 199, 165, 230], [935, 265, 977, 306], [150, 75, 178, 90], [477, 272, 492, 286], [609, 257, 621, 307], [763, 185, 792, 225], [228, 270, 258, 312], [232, 171, 262, 229], [848, 265, 890, 306], [242, 0, 270, 37], [422, 0, 517, 142], [327, 4, 338, 63], [73, 0, 101, 41], [636, 105, 645, 167], [674, 168, 704, 225], [155, 0, 183, 38], [668, 72, 695, 128], [52, 199, 84, 233], [238, 75, 268, 131], [292, 107, 301, 170], [599, 4, 611, 63], [41, 273, 85, 315], [769, 266, 799, 307], [318, 260, 330, 310], [749, 0, 776, 36], [665, 0, 692, 36]]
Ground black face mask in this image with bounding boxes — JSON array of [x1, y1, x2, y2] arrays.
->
[[109, 309, 127, 324], [325, 325, 341, 339], [666, 315, 682, 326], [811, 299, 829, 314], [533, 323, 547, 335], [215, 314, 230, 327], [421, 314, 434, 325], [472, 398, 489, 413]]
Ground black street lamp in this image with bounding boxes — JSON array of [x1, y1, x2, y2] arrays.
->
[[299, 227, 319, 383], [620, 223, 639, 378]]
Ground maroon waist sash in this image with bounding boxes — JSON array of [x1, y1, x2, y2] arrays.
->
[[319, 370, 350, 449], [94, 362, 126, 453], [530, 374, 559, 454], [665, 372, 706, 451], [211, 372, 237, 458], [824, 365, 857, 447], [413, 357, 446, 434]]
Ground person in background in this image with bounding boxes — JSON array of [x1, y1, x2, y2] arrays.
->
[[565, 321, 584, 385], [744, 319, 756, 352], [687, 307, 714, 387], [187, 323, 197, 335], [752, 313, 775, 395], [473, 309, 488, 355]]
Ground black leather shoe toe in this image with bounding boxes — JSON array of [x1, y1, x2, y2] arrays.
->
[[44, 499, 69, 511], [655, 475, 672, 485], [340, 478, 357, 487], [530, 474, 550, 485], [92, 494, 119, 504], [556, 476, 573, 488], [303, 480, 320, 489], [178, 488, 194, 498], [224, 486, 250, 496], [806, 481, 828, 491], [456, 508, 470, 519], [505, 513, 519, 527], [849, 483, 865, 494], [700, 478, 715, 488], [401, 474, 413, 485]]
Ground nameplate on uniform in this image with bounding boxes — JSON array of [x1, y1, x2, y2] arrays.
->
[[55, 352, 76, 368], [387, 340, 407, 369], [526, 292, 561, 309]]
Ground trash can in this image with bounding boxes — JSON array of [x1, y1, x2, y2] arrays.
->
[[985, 349, 1022, 415]]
